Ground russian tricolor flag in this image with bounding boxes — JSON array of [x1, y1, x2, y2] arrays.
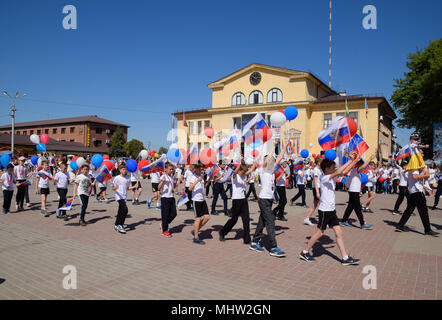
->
[[242, 113, 269, 145], [275, 164, 285, 180], [94, 165, 112, 183], [318, 117, 351, 150], [141, 156, 166, 174], [38, 171, 53, 180], [350, 134, 369, 156], [177, 191, 189, 208], [59, 198, 74, 211], [208, 165, 220, 178], [395, 145, 411, 161]]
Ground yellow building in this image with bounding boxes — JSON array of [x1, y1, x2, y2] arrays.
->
[[173, 63, 396, 162]]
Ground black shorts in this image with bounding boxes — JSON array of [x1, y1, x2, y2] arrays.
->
[[131, 181, 142, 190], [40, 188, 50, 195], [193, 200, 209, 218], [312, 188, 321, 201], [98, 187, 107, 194], [366, 186, 374, 192], [152, 183, 159, 192], [317, 210, 339, 230]]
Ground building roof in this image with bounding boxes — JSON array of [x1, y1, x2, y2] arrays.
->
[[0, 133, 108, 153], [0, 115, 129, 129]]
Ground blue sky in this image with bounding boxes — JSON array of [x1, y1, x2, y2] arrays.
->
[[0, 0, 441, 149]]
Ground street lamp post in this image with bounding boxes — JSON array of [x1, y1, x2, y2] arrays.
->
[[3, 91, 27, 159]]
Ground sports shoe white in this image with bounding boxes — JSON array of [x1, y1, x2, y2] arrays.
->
[[304, 218, 314, 226], [117, 225, 126, 234]]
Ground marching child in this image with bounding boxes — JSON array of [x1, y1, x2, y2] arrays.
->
[[362, 160, 377, 213], [300, 151, 361, 265], [303, 156, 323, 225], [72, 164, 94, 226], [188, 163, 212, 245], [112, 163, 137, 234], [406, 134, 429, 171], [158, 163, 177, 237], [130, 169, 143, 205], [54, 163, 71, 220], [35, 160, 52, 217], [148, 171, 161, 210], [1, 164, 16, 214]]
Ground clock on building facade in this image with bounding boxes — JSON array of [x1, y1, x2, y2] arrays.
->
[[250, 72, 261, 85]]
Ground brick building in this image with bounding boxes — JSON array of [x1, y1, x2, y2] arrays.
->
[[0, 115, 129, 152]]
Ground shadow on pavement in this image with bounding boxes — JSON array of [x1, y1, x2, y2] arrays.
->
[[0, 278, 5, 285], [87, 216, 111, 224], [383, 219, 424, 235], [306, 235, 341, 262], [199, 225, 223, 240], [126, 217, 162, 231]]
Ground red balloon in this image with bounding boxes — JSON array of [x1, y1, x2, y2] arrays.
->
[[103, 159, 115, 171], [103, 155, 110, 160], [278, 110, 285, 114], [72, 156, 79, 161], [312, 154, 316, 158], [262, 127, 273, 143], [204, 127, 214, 139], [378, 177, 385, 183], [40, 134, 49, 144], [252, 149, 259, 157], [347, 117, 358, 137], [200, 148, 216, 167], [137, 159, 149, 173], [179, 148, 188, 162], [189, 152, 199, 164]]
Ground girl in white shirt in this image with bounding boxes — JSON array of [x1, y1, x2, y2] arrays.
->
[[35, 160, 53, 217], [158, 163, 177, 237], [53, 163, 72, 219], [362, 160, 377, 213], [219, 160, 257, 244], [1, 164, 16, 214], [112, 164, 137, 234]]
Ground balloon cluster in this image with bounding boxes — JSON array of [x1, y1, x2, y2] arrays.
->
[[270, 106, 298, 127], [30, 133, 50, 152]]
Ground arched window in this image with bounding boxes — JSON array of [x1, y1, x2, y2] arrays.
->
[[232, 92, 246, 106], [267, 88, 282, 103], [249, 90, 263, 105]]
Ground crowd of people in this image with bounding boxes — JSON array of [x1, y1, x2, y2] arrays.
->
[[1, 135, 441, 265]]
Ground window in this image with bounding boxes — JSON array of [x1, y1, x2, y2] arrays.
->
[[324, 113, 332, 129], [233, 117, 241, 130], [61, 128, 66, 134], [45, 129, 49, 134], [53, 128, 57, 134], [267, 88, 282, 103], [249, 91, 263, 104], [231, 92, 246, 106], [204, 120, 210, 128], [70, 127, 75, 133], [70, 139, 75, 142], [95, 140, 102, 146], [23, 131, 27, 135], [337, 112, 358, 126], [30, 130, 34, 134], [198, 121, 202, 134], [16, 131, 20, 135], [189, 121, 194, 135], [96, 128, 102, 134], [37, 130, 41, 135]]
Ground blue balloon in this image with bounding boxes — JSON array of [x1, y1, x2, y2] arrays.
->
[[305, 174, 309, 179], [36, 143, 46, 152], [300, 149, 309, 158], [298, 161, 304, 165], [0, 154, 11, 168], [324, 149, 337, 160], [91, 154, 104, 168], [285, 106, 298, 121], [166, 148, 181, 164], [126, 159, 138, 173], [70, 160, 78, 171], [30, 155, 38, 165], [361, 173, 368, 186]]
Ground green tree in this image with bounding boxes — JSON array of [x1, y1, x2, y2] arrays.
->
[[108, 127, 127, 157], [158, 147, 168, 155], [391, 39, 442, 159], [124, 139, 145, 159]]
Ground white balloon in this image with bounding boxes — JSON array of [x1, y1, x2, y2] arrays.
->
[[270, 112, 286, 127], [76, 157, 85, 167], [139, 150, 148, 160], [30, 134, 40, 144]]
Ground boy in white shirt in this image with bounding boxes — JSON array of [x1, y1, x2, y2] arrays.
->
[[158, 163, 177, 237], [73, 165, 94, 226], [300, 152, 361, 265], [35, 160, 53, 217], [112, 163, 137, 234], [53, 163, 71, 220], [1, 164, 16, 214], [148, 171, 161, 210], [130, 170, 143, 205]]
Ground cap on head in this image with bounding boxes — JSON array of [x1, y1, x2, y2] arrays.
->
[[19, 156, 26, 161]]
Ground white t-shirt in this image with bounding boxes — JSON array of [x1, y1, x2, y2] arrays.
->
[[151, 172, 161, 184], [232, 174, 247, 200], [318, 174, 337, 212], [130, 171, 140, 182], [429, 169, 436, 185], [160, 174, 175, 198], [392, 168, 400, 181], [75, 174, 92, 196], [98, 180, 107, 189], [184, 169, 193, 188], [187, 172, 205, 201], [408, 170, 423, 194], [113, 175, 131, 200], [399, 168, 408, 187], [175, 168, 183, 180], [38, 170, 52, 189], [248, 170, 257, 184], [275, 171, 286, 187], [313, 167, 322, 189], [1, 172, 15, 191], [54, 171, 70, 189], [366, 170, 375, 187], [258, 168, 275, 199], [348, 168, 362, 192], [296, 171, 305, 185], [14, 165, 28, 180]]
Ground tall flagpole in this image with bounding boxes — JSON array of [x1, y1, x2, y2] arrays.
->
[[329, 0, 332, 88]]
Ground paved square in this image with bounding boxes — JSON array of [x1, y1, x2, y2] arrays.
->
[[0, 181, 441, 300]]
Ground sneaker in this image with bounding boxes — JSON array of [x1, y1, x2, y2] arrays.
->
[[162, 230, 172, 237], [64, 215, 69, 221], [79, 220, 87, 226], [113, 225, 119, 232], [249, 242, 264, 252], [218, 231, 225, 242], [269, 247, 286, 257], [424, 230, 440, 237], [26, 203, 31, 207], [40, 209, 45, 216], [299, 251, 316, 262], [366, 208, 373, 213], [392, 210, 401, 216], [193, 237, 205, 245], [342, 256, 360, 266], [132, 201, 136, 205], [303, 205, 309, 208], [361, 206, 367, 211], [277, 216, 288, 221], [211, 211, 219, 216], [155, 205, 161, 210], [147, 200, 151, 208], [304, 218, 314, 226], [135, 199, 140, 205], [2, 209, 7, 214], [361, 223, 373, 230], [117, 225, 126, 234], [290, 200, 294, 206], [340, 221, 352, 227]]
